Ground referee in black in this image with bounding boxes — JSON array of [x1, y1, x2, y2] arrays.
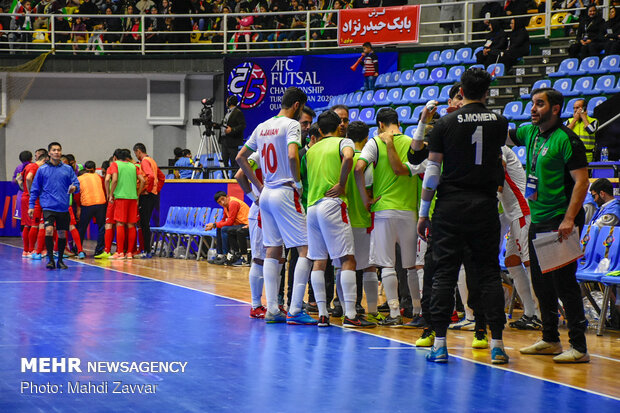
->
[[417, 68, 509, 364]]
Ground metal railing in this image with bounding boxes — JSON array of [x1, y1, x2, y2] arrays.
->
[[0, 0, 611, 55]]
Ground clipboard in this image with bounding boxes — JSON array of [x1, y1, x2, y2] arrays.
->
[[532, 227, 584, 274]]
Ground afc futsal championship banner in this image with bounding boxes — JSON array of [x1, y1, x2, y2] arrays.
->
[[224, 53, 398, 133], [338, 5, 421, 47]]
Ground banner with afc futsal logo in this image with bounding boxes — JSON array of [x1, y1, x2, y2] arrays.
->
[[224, 53, 398, 134], [338, 5, 421, 47]]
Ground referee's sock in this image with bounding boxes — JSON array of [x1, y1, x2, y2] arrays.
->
[[45, 235, 54, 262]]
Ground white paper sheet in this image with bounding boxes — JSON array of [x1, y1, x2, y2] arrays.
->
[[532, 227, 584, 274]]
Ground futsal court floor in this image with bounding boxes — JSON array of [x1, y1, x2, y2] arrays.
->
[[1, 239, 619, 412]]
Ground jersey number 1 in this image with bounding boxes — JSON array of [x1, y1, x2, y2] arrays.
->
[[471, 126, 483, 165], [262, 143, 278, 173]]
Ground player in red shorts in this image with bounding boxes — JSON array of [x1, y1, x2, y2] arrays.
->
[[95, 156, 118, 259], [108, 149, 145, 259], [21, 149, 48, 258]]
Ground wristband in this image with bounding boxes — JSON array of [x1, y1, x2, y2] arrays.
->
[[294, 181, 302, 190], [419, 199, 431, 218], [247, 192, 257, 202], [413, 122, 426, 141]]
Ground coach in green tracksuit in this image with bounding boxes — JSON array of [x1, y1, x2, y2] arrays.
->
[[510, 87, 590, 363]]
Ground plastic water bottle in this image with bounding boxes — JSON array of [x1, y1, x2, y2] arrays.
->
[[601, 147, 609, 162]]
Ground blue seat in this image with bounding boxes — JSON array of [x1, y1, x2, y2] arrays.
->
[[395, 106, 412, 123], [576, 225, 601, 273], [328, 95, 339, 107], [413, 68, 433, 85], [375, 73, 389, 88], [598, 273, 620, 335], [349, 108, 360, 122], [359, 108, 375, 123], [599, 54, 620, 73], [561, 98, 581, 118], [202, 208, 223, 240], [439, 48, 457, 66], [577, 56, 600, 75], [415, 50, 441, 68], [520, 79, 552, 99], [577, 226, 620, 281], [566, 76, 595, 96], [404, 125, 417, 137], [513, 101, 532, 121], [593, 75, 620, 94], [469, 47, 484, 64], [351, 91, 363, 107], [487, 63, 504, 77], [368, 126, 378, 137], [503, 101, 523, 121], [455, 47, 473, 64], [360, 90, 375, 107], [399, 69, 415, 86], [166, 173, 175, 180], [436, 105, 449, 117], [439, 65, 465, 84], [549, 58, 579, 77], [552, 78, 573, 96], [386, 71, 402, 87], [508, 122, 516, 130], [469, 64, 485, 70], [344, 92, 355, 107], [409, 105, 424, 124], [587, 96, 607, 114], [387, 88, 404, 105], [430, 66, 447, 83], [420, 86, 440, 102], [152, 206, 179, 234], [212, 170, 224, 179], [512, 146, 527, 165], [372, 89, 389, 105], [437, 85, 452, 103], [401, 86, 423, 104]]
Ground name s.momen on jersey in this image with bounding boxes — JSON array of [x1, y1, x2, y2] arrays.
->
[[457, 112, 498, 123]]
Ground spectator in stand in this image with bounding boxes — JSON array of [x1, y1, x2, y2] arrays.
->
[[476, 19, 508, 66], [99, 0, 117, 13], [160, 0, 171, 14], [604, 6, 620, 55], [252, 4, 270, 42], [121, 4, 136, 43], [439, 0, 463, 40], [499, 17, 530, 72], [353, 0, 381, 7], [477, 1, 506, 35], [569, 5, 605, 60], [220, 95, 246, 171], [54, 12, 71, 43], [504, 0, 529, 17], [589, 178, 620, 228], [0, 6, 10, 44], [71, 17, 88, 54], [174, 149, 195, 179], [267, 3, 290, 45], [103, 6, 122, 43], [234, 6, 254, 49], [136, 0, 156, 14], [78, 0, 100, 31], [146, 5, 164, 44], [206, 191, 250, 265], [76, 160, 107, 257], [565, 99, 598, 162], [361, 42, 379, 91]]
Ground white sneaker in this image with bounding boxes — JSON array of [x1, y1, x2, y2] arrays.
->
[[449, 318, 475, 331], [553, 347, 590, 363], [520, 340, 563, 355]]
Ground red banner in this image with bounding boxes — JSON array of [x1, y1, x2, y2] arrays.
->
[[338, 5, 421, 47]]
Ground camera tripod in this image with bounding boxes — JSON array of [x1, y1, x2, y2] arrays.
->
[[192, 124, 223, 179]]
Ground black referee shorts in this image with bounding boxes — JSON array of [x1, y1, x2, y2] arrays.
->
[[43, 210, 70, 231]]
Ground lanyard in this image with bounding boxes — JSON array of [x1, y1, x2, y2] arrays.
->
[[530, 131, 549, 174]]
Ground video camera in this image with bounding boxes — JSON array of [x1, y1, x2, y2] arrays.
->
[[192, 97, 221, 129]]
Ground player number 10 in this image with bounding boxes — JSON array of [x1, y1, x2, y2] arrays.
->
[[262, 143, 278, 173]]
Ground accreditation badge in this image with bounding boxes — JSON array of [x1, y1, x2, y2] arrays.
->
[[525, 175, 538, 201]]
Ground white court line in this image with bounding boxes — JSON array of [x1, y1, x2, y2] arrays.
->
[[2, 241, 619, 402], [591, 353, 620, 363], [215, 304, 251, 307]]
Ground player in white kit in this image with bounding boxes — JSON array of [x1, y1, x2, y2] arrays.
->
[[236, 87, 316, 325]]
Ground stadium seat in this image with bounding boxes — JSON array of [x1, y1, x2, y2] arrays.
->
[[549, 58, 579, 77], [373, 89, 389, 105], [470, 47, 484, 64], [513, 101, 533, 121], [520, 79, 552, 99], [587, 96, 607, 114], [469, 64, 485, 70], [420, 86, 440, 102], [437, 105, 449, 116], [599, 54, 620, 73], [359, 108, 376, 123], [577, 56, 600, 75], [597, 274, 620, 335], [395, 106, 412, 123], [387, 88, 403, 105], [368, 126, 378, 137], [566, 76, 595, 96], [552, 78, 573, 96], [455, 47, 473, 64], [410, 105, 424, 124], [437, 85, 452, 103], [404, 125, 417, 137], [375, 73, 389, 88], [349, 108, 360, 122], [503, 101, 523, 121], [344, 92, 355, 107], [576, 226, 619, 281], [508, 122, 516, 130], [400, 69, 415, 86], [413, 68, 433, 85], [386, 71, 402, 87], [512, 146, 527, 165], [414, 50, 441, 68], [430, 67, 447, 83], [439, 49, 457, 65], [328, 95, 339, 107], [487, 63, 504, 77], [593, 75, 620, 94], [351, 91, 363, 106], [360, 90, 375, 106], [439, 65, 465, 84], [560, 98, 580, 118], [401, 87, 423, 104]]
